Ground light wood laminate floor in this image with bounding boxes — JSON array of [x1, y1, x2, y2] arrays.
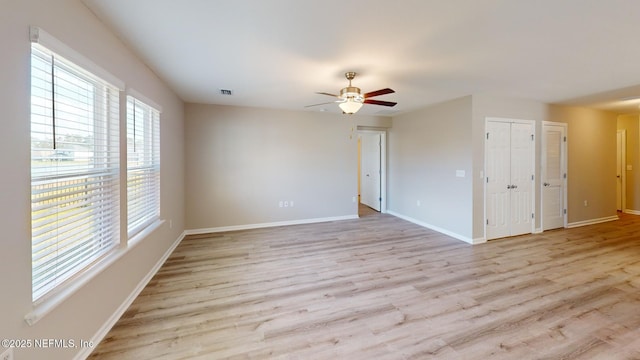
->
[[88, 211, 640, 359]]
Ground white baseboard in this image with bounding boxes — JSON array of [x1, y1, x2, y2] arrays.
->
[[624, 209, 640, 216], [185, 215, 359, 235], [567, 215, 619, 228], [472, 236, 487, 244], [386, 210, 477, 244], [75, 230, 187, 360]]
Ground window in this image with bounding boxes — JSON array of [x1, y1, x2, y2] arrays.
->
[[30, 41, 120, 302], [127, 96, 160, 237]]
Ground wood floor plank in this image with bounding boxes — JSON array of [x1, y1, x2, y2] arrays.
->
[[88, 211, 640, 359]]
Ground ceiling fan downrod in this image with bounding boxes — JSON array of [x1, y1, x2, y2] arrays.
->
[[341, 72, 362, 100]]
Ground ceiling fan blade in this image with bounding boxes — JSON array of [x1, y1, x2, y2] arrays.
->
[[364, 99, 397, 107], [363, 88, 395, 98], [305, 101, 338, 108], [316, 92, 340, 98]]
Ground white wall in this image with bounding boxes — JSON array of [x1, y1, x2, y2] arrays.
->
[[387, 96, 474, 241], [185, 103, 390, 230], [0, 1, 185, 359]]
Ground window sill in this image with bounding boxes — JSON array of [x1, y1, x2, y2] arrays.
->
[[24, 219, 164, 326]]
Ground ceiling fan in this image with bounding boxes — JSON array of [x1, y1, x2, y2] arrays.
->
[[306, 72, 397, 114]]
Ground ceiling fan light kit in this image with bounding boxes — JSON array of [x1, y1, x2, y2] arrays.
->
[[338, 99, 364, 114], [307, 72, 396, 114]]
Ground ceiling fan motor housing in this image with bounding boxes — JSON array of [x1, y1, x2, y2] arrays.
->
[[340, 86, 364, 102]]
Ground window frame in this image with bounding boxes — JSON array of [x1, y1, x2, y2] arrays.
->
[[126, 94, 161, 238], [29, 27, 124, 306], [26, 26, 166, 327]]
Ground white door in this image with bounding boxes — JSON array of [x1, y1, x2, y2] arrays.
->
[[360, 132, 381, 211], [541, 123, 567, 230], [616, 130, 625, 212], [510, 123, 534, 236], [486, 121, 511, 239], [486, 119, 535, 240]]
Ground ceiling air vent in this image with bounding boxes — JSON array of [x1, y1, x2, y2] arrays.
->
[[219, 89, 233, 96]]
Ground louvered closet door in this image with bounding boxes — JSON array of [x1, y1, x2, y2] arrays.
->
[[486, 119, 535, 240]]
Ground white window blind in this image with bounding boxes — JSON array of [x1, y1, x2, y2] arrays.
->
[[127, 96, 160, 237], [30, 43, 120, 302]]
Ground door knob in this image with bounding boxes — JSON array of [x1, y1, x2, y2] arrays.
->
[[543, 182, 550, 186], [512, 184, 517, 189]]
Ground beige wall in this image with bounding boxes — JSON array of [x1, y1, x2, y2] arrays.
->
[[547, 105, 618, 223], [388, 93, 619, 241], [617, 114, 640, 211], [0, 1, 185, 359], [470, 94, 617, 237], [388, 96, 474, 241], [0, 2, 624, 358], [184, 103, 390, 230]]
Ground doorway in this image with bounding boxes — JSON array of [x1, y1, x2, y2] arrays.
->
[[617, 130, 626, 212], [541, 121, 568, 230], [358, 130, 386, 215]]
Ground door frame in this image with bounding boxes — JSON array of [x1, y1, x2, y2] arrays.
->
[[358, 129, 387, 213], [541, 121, 568, 230], [617, 129, 626, 212], [484, 117, 536, 240]]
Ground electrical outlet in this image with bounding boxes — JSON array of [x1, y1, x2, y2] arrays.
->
[[1, 347, 14, 360], [169, 219, 173, 229]]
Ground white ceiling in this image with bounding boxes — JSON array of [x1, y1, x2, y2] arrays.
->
[[82, 0, 640, 116]]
